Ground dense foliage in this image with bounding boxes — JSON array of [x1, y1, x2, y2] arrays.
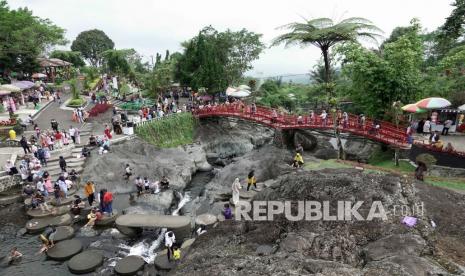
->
[[50, 50, 85, 67], [0, 0, 66, 76], [176, 26, 264, 94]]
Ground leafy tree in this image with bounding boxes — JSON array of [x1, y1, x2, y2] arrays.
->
[[165, 50, 170, 61], [272, 17, 381, 98], [71, 29, 114, 66], [0, 0, 66, 75], [176, 26, 264, 94], [101, 49, 136, 76], [337, 21, 423, 118], [436, 0, 465, 56], [50, 50, 85, 67]]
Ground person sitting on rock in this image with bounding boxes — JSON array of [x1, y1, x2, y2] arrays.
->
[[38, 227, 56, 254], [8, 247, 22, 265], [150, 181, 160, 194], [160, 176, 170, 190], [31, 192, 50, 212], [222, 203, 233, 220], [143, 177, 150, 192], [22, 184, 35, 198], [68, 169, 78, 182], [295, 143, 304, 156], [85, 208, 102, 227], [88, 134, 97, 147], [71, 195, 86, 216], [81, 147, 91, 158], [293, 152, 304, 168], [5, 160, 18, 175]]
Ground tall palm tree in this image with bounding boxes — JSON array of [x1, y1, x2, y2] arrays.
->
[[272, 17, 382, 97]]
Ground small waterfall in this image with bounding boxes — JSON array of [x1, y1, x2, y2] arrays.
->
[[115, 191, 192, 264]]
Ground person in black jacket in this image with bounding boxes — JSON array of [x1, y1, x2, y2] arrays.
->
[[20, 136, 31, 154], [59, 156, 67, 172]]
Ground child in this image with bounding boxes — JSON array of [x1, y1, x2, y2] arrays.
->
[[143, 177, 150, 192], [222, 203, 233, 220], [173, 246, 181, 261]]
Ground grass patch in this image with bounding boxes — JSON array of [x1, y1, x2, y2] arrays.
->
[[67, 97, 86, 107], [305, 159, 353, 170], [135, 113, 196, 148], [425, 178, 465, 191], [368, 149, 415, 173]]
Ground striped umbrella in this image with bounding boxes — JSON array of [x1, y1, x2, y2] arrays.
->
[[416, 97, 451, 109], [401, 104, 427, 113]]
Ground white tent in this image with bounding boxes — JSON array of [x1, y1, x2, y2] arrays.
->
[[459, 104, 465, 111]]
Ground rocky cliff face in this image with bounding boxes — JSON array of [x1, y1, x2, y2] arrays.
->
[[173, 170, 465, 275]]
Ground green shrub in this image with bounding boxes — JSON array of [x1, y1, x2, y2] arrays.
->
[[416, 154, 437, 167], [135, 113, 196, 148], [67, 98, 86, 107]]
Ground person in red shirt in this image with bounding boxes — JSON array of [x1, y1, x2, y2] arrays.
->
[[104, 124, 112, 139], [103, 190, 113, 214], [54, 131, 63, 149]]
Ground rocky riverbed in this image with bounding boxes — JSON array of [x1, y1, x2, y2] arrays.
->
[[1, 117, 465, 275]]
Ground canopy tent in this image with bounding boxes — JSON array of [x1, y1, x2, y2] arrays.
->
[[0, 84, 21, 92], [37, 58, 72, 82], [32, 73, 47, 79], [459, 104, 465, 111], [401, 103, 427, 113], [11, 81, 35, 90], [226, 86, 251, 98], [416, 97, 451, 109]]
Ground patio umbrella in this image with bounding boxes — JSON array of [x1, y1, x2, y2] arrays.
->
[[19, 80, 35, 89], [32, 73, 47, 78], [0, 84, 21, 92], [226, 89, 251, 98], [416, 97, 451, 109], [11, 82, 30, 90], [401, 103, 427, 113], [238, 84, 251, 90], [0, 90, 11, 96], [459, 104, 465, 111]]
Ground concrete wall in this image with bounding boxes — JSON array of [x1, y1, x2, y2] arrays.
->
[[0, 175, 21, 193]]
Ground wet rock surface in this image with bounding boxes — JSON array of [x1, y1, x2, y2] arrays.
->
[[172, 170, 465, 275], [68, 250, 104, 274]]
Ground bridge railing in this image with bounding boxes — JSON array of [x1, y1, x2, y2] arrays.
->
[[193, 104, 409, 147]]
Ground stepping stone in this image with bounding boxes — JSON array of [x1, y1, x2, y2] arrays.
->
[[27, 205, 70, 218], [95, 210, 119, 226], [239, 190, 257, 199], [0, 194, 22, 205], [24, 197, 53, 206], [154, 253, 176, 271], [51, 196, 74, 206], [195, 213, 217, 226], [46, 239, 82, 261], [53, 226, 75, 242], [181, 238, 195, 249], [68, 250, 103, 274], [26, 213, 72, 234], [115, 255, 145, 275], [116, 225, 142, 238]]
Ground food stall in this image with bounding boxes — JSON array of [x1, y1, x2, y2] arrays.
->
[[430, 109, 462, 133]]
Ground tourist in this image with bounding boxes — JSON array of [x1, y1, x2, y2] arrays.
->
[[423, 118, 431, 136], [45, 134, 54, 151], [58, 176, 68, 198], [150, 180, 160, 194], [172, 246, 181, 261], [406, 125, 414, 144], [196, 225, 207, 236], [84, 181, 96, 206], [271, 109, 278, 123], [135, 176, 143, 197], [54, 181, 62, 205], [38, 226, 56, 254], [164, 231, 176, 262], [160, 176, 170, 189], [124, 164, 132, 182], [103, 189, 113, 214], [296, 143, 304, 155], [144, 177, 150, 192], [71, 195, 85, 215], [20, 136, 31, 154], [294, 152, 304, 168], [5, 160, 18, 175], [222, 203, 233, 220], [7, 247, 22, 265], [104, 124, 113, 139], [431, 131, 440, 145], [22, 184, 34, 197], [442, 119, 453, 136], [62, 130, 70, 146], [444, 142, 455, 152], [246, 170, 257, 191], [231, 178, 242, 205], [54, 130, 63, 149], [51, 119, 59, 132], [69, 169, 78, 182], [415, 161, 427, 181], [19, 164, 29, 181], [342, 112, 349, 128], [89, 134, 97, 146], [37, 146, 47, 166], [82, 146, 91, 157], [75, 127, 81, 144], [320, 110, 328, 126], [84, 208, 103, 227], [31, 192, 50, 212], [69, 126, 76, 144], [59, 156, 67, 172], [36, 177, 47, 197]]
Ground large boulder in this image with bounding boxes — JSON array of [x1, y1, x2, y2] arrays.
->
[[293, 131, 317, 151], [344, 139, 381, 163]]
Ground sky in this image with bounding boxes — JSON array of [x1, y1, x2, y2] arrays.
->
[[9, 0, 455, 77]]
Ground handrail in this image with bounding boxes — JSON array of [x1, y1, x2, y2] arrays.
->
[[192, 104, 410, 148]]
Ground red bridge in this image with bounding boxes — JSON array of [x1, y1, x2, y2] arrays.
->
[[193, 104, 410, 148]]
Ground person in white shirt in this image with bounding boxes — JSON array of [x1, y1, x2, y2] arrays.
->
[[442, 119, 453, 136], [69, 126, 76, 144], [165, 231, 176, 261], [320, 110, 328, 126], [36, 178, 47, 197]]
